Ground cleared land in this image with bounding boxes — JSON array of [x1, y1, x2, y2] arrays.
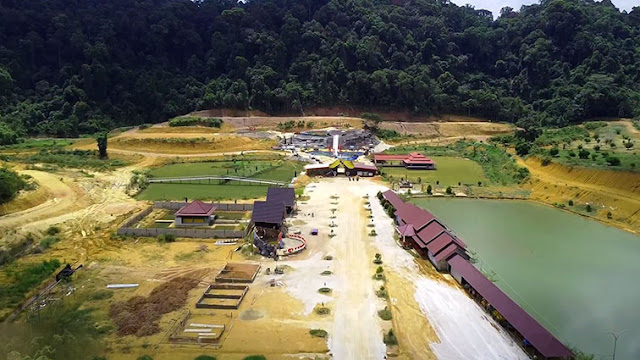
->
[[532, 120, 640, 172], [380, 121, 515, 138], [380, 156, 487, 186]]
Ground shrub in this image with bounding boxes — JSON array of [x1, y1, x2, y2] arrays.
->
[[315, 307, 330, 315], [318, 287, 332, 294], [586, 204, 593, 212], [320, 270, 332, 275], [376, 286, 388, 298], [309, 329, 328, 338], [157, 233, 176, 243], [568, 199, 574, 206], [594, 145, 600, 151], [373, 253, 383, 264], [378, 307, 392, 320], [39, 236, 60, 249], [169, 117, 222, 128], [607, 211, 613, 219], [578, 149, 590, 159], [361, 112, 382, 122], [568, 151, 576, 157], [244, 357, 267, 360], [137, 356, 153, 360], [376, 266, 384, 274], [445, 186, 453, 195], [541, 157, 552, 166], [195, 356, 217, 360], [323, 255, 333, 260], [515, 142, 531, 156], [624, 141, 634, 149], [0, 167, 26, 204], [45, 226, 61, 235], [426, 184, 432, 194], [549, 148, 559, 156], [383, 329, 398, 345], [606, 156, 621, 166]]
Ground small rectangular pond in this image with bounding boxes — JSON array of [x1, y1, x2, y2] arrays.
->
[[411, 197, 640, 360]]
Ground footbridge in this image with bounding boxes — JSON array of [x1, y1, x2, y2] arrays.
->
[[148, 175, 288, 187]]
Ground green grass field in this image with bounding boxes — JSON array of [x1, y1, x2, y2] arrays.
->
[[379, 156, 486, 186], [138, 160, 304, 200]]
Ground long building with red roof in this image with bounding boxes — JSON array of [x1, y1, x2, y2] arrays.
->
[[373, 152, 436, 169], [379, 189, 573, 360]]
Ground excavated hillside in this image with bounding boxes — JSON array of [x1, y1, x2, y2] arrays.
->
[[523, 157, 640, 232]]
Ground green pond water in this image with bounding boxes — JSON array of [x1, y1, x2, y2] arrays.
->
[[411, 198, 640, 360]]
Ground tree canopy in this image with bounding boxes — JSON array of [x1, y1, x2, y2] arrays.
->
[[0, 0, 639, 137]]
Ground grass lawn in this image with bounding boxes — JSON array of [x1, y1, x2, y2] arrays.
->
[[216, 211, 249, 220], [0, 139, 75, 153], [380, 156, 487, 186], [139, 160, 305, 200], [138, 183, 270, 201]]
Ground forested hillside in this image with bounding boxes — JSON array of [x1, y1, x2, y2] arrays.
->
[[0, 0, 639, 140]]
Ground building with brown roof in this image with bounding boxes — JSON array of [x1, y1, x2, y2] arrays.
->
[[374, 152, 436, 169], [175, 200, 216, 226]]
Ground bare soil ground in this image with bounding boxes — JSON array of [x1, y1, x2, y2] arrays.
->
[[522, 156, 640, 232]]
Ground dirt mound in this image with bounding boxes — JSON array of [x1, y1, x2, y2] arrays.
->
[[109, 277, 199, 337]]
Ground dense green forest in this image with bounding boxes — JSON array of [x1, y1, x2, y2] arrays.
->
[[0, 0, 639, 141]]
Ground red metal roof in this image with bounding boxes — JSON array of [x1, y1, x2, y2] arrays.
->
[[433, 243, 463, 262], [427, 231, 458, 255], [448, 255, 573, 358], [416, 220, 447, 245], [382, 190, 405, 210], [395, 203, 435, 230], [404, 153, 435, 165], [374, 152, 435, 165], [397, 224, 416, 237], [175, 200, 216, 216]]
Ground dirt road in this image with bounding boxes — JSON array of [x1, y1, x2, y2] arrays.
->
[[323, 180, 387, 359], [0, 170, 82, 233]]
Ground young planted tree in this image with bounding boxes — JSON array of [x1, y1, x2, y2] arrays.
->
[[96, 132, 108, 159]]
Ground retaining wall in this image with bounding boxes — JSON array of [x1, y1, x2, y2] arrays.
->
[[116, 227, 246, 239]]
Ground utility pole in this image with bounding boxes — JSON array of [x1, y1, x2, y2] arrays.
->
[[606, 329, 629, 360]]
